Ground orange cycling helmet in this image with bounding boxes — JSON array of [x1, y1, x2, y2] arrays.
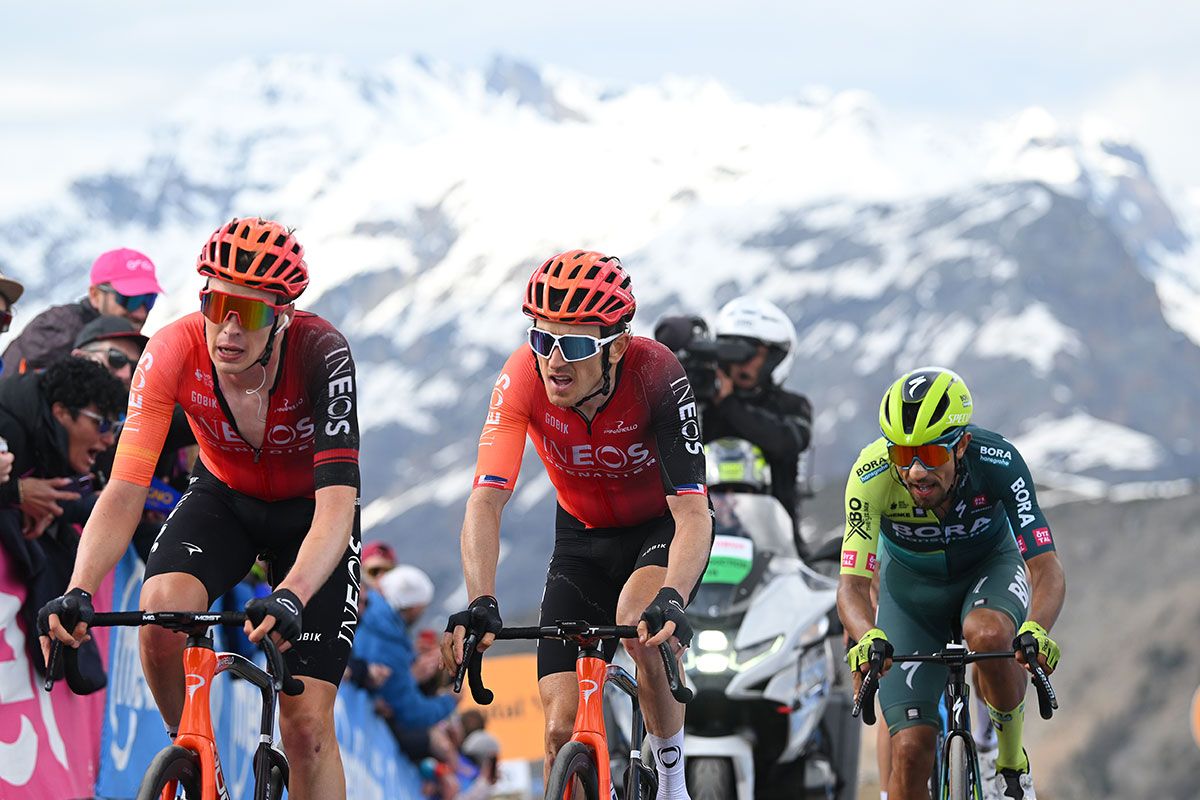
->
[[197, 218, 309, 302], [523, 250, 636, 327]]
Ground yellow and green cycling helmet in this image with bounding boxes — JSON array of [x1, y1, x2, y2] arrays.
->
[[879, 367, 972, 446]]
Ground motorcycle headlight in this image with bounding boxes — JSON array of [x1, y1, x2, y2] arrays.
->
[[732, 634, 783, 672], [694, 653, 732, 674], [696, 630, 729, 652]]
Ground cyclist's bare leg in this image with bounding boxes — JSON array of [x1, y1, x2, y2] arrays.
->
[[139, 573, 209, 730], [539, 671, 580, 784], [963, 608, 1027, 771], [616, 565, 684, 738], [279, 677, 346, 800], [888, 724, 936, 800], [963, 609, 1023, 709]]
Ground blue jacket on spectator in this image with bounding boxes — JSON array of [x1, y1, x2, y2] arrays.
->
[[354, 589, 456, 729]]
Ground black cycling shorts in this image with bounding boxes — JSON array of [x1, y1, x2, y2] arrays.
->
[[143, 459, 362, 685], [536, 505, 712, 679]]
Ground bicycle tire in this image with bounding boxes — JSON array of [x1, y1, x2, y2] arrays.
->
[[946, 735, 972, 800], [135, 745, 203, 800], [546, 740, 601, 800]]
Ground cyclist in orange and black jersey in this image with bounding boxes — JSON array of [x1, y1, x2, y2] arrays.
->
[[442, 250, 713, 800], [39, 218, 361, 800]]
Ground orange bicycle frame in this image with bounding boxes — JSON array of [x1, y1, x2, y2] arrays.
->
[[569, 649, 613, 799], [170, 640, 231, 800]]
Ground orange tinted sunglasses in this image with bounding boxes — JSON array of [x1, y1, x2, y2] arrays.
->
[[887, 434, 962, 471], [199, 288, 287, 330]]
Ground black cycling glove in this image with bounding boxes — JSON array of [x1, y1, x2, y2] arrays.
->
[[640, 587, 693, 647], [445, 595, 503, 639], [38, 588, 95, 638], [245, 588, 304, 645]]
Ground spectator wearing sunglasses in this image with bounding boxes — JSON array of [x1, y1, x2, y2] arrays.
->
[[72, 316, 200, 562], [362, 540, 397, 591], [71, 316, 150, 389], [0, 356, 126, 687], [2, 247, 163, 377]]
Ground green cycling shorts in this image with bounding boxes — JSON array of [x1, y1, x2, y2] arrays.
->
[[876, 533, 1029, 734]]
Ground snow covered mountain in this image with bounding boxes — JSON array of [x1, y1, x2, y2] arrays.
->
[[1, 55, 1197, 612]]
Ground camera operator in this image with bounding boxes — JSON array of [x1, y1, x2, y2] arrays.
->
[[655, 298, 812, 535]]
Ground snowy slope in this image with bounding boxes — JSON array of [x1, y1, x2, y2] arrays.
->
[[1, 54, 1197, 611]]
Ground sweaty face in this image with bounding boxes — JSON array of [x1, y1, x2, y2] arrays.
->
[[727, 344, 768, 390], [534, 320, 607, 408], [203, 278, 290, 375], [897, 434, 971, 510]]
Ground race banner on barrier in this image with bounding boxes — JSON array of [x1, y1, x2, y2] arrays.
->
[[94, 546, 425, 799], [0, 549, 109, 799]]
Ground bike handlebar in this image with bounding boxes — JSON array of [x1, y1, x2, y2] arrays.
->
[[455, 620, 693, 705], [850, 639, 1058, 725], [44, 610, 305, 697]]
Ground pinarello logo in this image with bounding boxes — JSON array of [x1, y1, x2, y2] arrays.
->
[[1016, 535, 1027, 554], [866, 553, 878, 572], [1033, 527, 1053, 546], [973, 494, 988, 508], [842, 551, 857, 568]]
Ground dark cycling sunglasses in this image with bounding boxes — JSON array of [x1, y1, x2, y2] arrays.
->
[[98, 284, 157, 313], [0, 309, 11, 333], [83, 346, 135, 371], [527, 327, 624, 363]]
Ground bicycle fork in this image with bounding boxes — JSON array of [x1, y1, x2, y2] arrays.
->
[[572, 648, 614, 800], [938, 654, 983, 800], [175, 637, 231, 800]]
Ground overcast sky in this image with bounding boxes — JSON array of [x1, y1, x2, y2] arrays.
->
[[3, 2, 1199, 210]]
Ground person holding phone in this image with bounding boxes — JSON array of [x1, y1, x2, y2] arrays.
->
[[0, 356, 126, 686]]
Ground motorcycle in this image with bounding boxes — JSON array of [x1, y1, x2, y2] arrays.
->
[[607, 440, 860, 799]]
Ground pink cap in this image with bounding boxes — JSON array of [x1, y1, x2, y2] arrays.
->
[[90, 248, 165, 295], [362, 541, 397, 563]]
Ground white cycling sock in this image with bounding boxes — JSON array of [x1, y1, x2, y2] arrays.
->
[[648, 727, 689, 800], [165, 722, 178, 740], [880, 792, 888, 800]]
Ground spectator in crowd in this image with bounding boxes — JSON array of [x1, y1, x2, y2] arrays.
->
[[0, 270, 26, 485], [0, 356, 126, 685], [71, 315, 149, 389], [459, 729, 501, 799], [2, 247, 163, 375], [69, 315, 197, 561], [362, 540, 397, 591], [354, 564, 459, 768], [381, 564, 448, 692], [459, 708, 487, 740]]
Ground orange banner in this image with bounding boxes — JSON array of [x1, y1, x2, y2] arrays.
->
[[459, 653, 546, 762]]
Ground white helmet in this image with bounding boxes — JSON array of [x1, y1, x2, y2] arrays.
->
[[713, 297, 797, 386]]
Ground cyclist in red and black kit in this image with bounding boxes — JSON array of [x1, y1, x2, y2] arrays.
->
[[441, 250, 714, 800], [39, 218, 362, 800]]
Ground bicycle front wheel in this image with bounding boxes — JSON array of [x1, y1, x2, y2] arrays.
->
[[546, 740, 601, 800], [946, 735, 974, 800], [135, 745, 203, 800]]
